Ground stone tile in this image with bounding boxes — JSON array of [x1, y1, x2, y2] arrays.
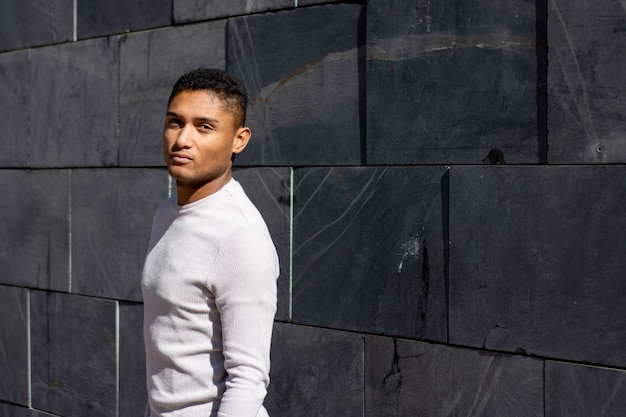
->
[[266, 322, 363, 417], [71, 168, 169, 301], [449, 165, 626, 367], [31, 291, 117, 417], [0, 0, 72, 52], [0, 170, 70, 291], [174, 0, 293, 22], [546, 361, 626, 416], [119, 22, 226, 166], [293, 167, 447, 340], [366, 0, 541, 164], [547, 0, 626, 163], [233, 167, 291, 320], [77, 0, 172, 39], [365, 335, 544, 416], [29, 38, 119, 168], [228, 4, 362, 166], [119, 302, 147, 417], [0, 286, 29, 406], [0, 50, 29, 167]]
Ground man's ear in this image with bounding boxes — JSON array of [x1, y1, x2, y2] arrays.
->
[[232, 126, 251, 154]]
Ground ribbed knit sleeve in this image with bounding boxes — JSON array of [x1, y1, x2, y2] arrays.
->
[[209, 225, 278, 417]]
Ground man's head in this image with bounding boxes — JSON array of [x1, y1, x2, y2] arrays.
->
[[163, 69, 252, 204], [168, 68, 248, 128]]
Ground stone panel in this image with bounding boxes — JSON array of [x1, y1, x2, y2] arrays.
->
[[449, 165, 626, 367], [266, 323, 363, 417], [228, 4, 362, 166], [29, 38, 119, 168], [31, 291, 117, 417], [546, 361, 626, 416], [0, 0, 72, 52], [365, 335, 544, 416], [0, 286, 29, 406], [174, 0, 293, 22], [71, 168, 169, 301], [0, 170, 70, 291], [548, 0, 626, 163], [233, 167, 291, 320], [77, 0, 172, 39], [119, 302, 147, 417], [0, 50, 29, 167], [293, 167, 447, 340], [119, 22, 226, 166], [366, 0, 541, 164]]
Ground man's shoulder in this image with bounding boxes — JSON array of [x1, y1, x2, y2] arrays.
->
[[222, 179, 267, 225]]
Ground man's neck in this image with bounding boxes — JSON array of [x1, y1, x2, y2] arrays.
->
[[176, 172, 232, 205]]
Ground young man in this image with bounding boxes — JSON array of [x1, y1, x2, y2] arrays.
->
[[141, 68, 279, 417]]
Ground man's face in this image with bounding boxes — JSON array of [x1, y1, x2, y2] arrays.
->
[[163, 90, 246, 190]]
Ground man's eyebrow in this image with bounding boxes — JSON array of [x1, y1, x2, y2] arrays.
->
[[195, 116, 220, 124], [165, 111, 219, 124]]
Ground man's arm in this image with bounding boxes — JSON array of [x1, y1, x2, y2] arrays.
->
[[211, 226, 279, 417]]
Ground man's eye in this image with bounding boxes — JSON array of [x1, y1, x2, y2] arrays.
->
[[168, 119, 182, 127], [199, 124, 212, 131]]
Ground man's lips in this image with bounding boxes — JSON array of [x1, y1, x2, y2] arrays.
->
[[170, 153, 192, 164]]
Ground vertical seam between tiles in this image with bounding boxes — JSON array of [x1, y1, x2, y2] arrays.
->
[[73, 0, 77, 41], [543, 360, 546, 417], [27, 289, 32, 407], [362, 335, 366, 417], [116, 302, 120, 417], [289, 167, 294, 320], [68, 171, 73, 293]]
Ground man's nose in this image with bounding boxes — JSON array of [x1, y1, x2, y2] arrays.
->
[[174, 124, 193, 147]]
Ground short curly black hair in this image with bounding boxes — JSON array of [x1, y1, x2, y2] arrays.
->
[[168, 68, 248, 127]]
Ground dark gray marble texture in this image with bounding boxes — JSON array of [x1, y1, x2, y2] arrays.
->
[[119, 22, 226, 166], [29, 38, 119, 168], [449, 165, 626, 367], [546, 361, 626, 416], [548, 0, 626, 163], [0, 286, 29, 406], [174, 0, 293, 22], [233, 167, 291, 320], [31, 291, 117, 417], [366, 0, 541, 164], [71, 168, 169, 301], [266, 323, 364, 417], [228, 4, 362, 166], [77, 0, 172, 39], [0, 50, 29, 167], [119, 302, 147, 417], [366, 335, 544, 416], [0, 0, 72, 52], [293, 167, 447, 340], [0, 169, 70, 290]]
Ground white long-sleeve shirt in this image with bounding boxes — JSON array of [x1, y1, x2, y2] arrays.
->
[[142, 178, 278, 417]]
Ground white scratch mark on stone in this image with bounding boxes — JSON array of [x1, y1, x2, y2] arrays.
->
[[550, 0, 601, 149], [295, 168, 388, 279], [368, 34, 534, 61], [397, 236, 421, 274]]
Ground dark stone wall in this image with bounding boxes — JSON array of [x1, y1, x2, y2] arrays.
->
[[0, 1, 624, 416]]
